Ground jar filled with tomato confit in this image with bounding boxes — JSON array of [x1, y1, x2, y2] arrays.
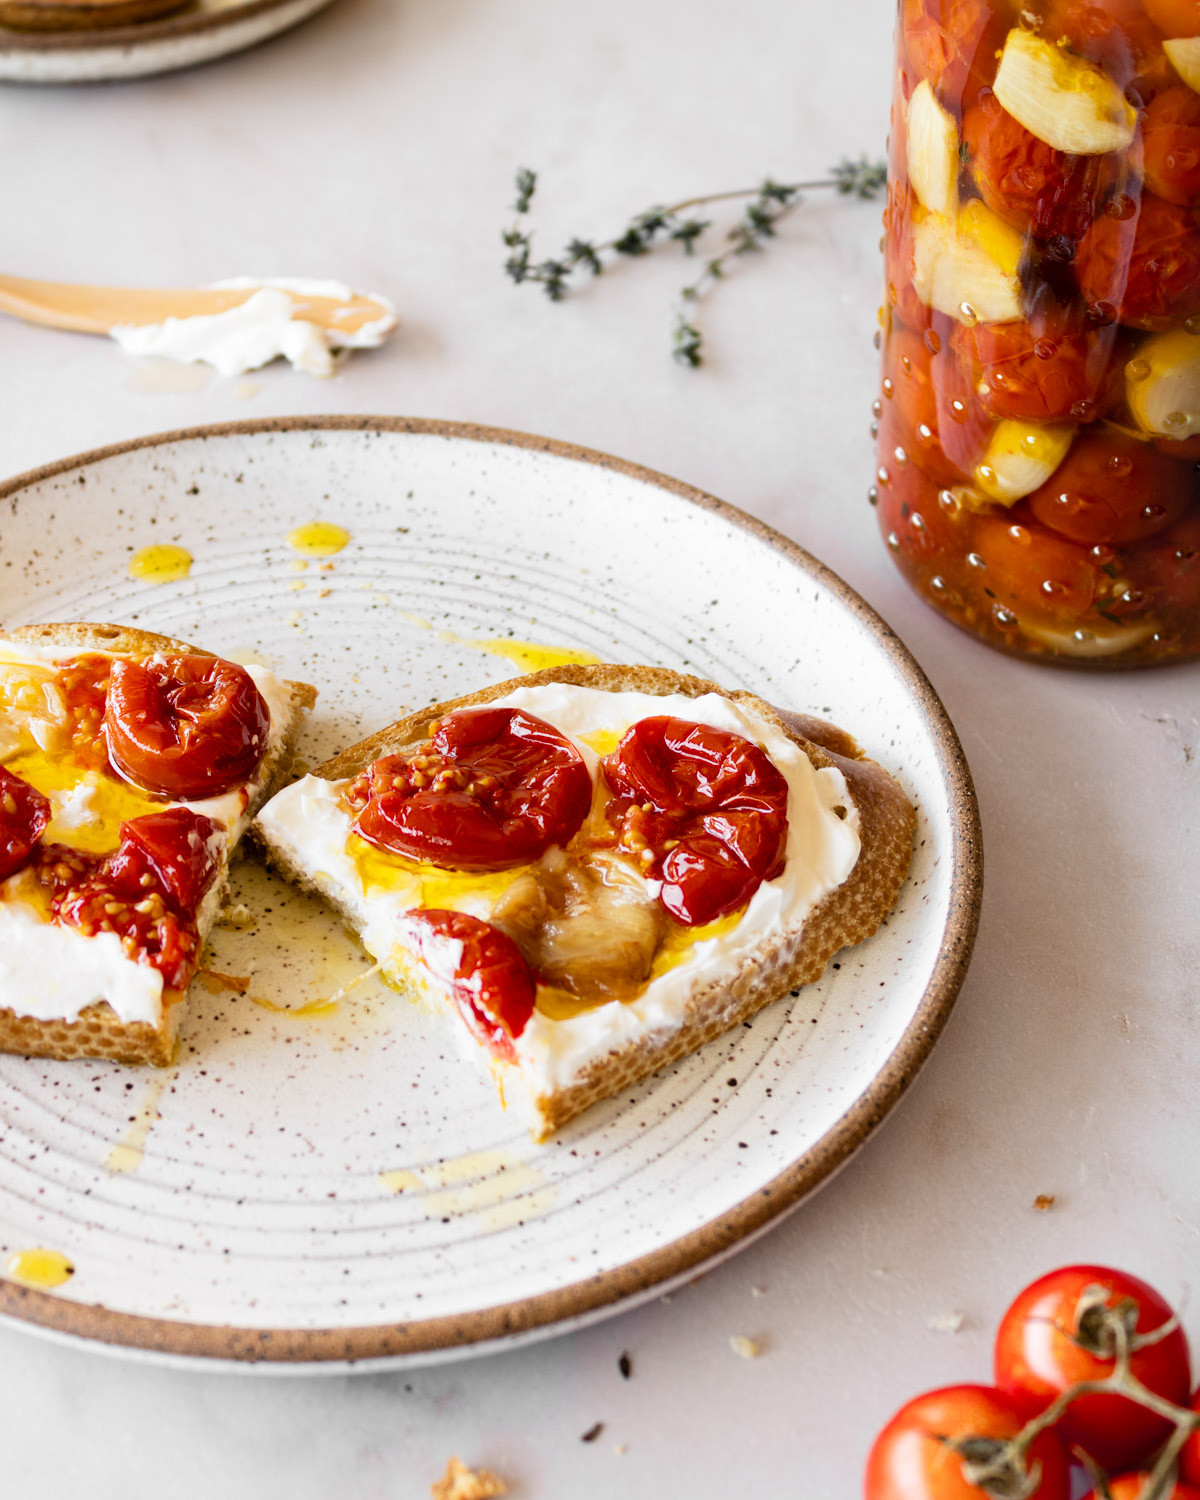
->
[[878, 0, 1200, 662]]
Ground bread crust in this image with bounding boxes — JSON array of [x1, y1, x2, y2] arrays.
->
[[0, 623, 316, 1068], [0, 0, 188, 32], [258, 665, 916, 1138]]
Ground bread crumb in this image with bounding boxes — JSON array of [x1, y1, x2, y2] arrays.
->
[[927, 1311, 965, 1334], [729, 1335, 760, 1359], [751, 1285, 767, 1298], [614, 1445, 627, 1456], [195, 968, 250, 994], [319, 588, 332, 598], [1033, 1194, 1056, 1211], [431, 1457, 507, 1500], [217, 903, 256, 930]]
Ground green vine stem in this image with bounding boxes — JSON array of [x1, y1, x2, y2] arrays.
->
[[948, 1287, 1199, 1500], [501, 157, 887, 366]]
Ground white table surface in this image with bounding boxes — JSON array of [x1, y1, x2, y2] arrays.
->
[[2, 0, 1197, 1493]]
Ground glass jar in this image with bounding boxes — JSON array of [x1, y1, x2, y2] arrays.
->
[[878, 0, 1200, 663]]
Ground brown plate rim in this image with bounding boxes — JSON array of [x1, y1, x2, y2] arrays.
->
[[0, 414, 983, 1364], [0, 0, 333, 53]]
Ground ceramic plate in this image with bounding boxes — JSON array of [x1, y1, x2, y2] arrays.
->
[[0, 0, 337, 83], [0, 417, 980, 1369]]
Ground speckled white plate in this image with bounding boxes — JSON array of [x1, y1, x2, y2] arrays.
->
[[0, 417, 981, 1369], [0, 0, 337, 84]]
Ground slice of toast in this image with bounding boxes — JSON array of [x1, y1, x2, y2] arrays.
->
[[0, 623, 315, 1066], [255, 665, 915, 1138], [0, 0, 188, 31]]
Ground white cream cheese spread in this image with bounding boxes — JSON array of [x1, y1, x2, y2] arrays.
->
[[109, 277, 398, 378], [255, 684, 862, 1096], [0, 637, 294, 1027]]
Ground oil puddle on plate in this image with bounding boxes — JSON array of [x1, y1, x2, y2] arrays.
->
[[106, 1068, 176, 1175], [381, 1146, 557, 1233], [200, 858, 400, 1055]]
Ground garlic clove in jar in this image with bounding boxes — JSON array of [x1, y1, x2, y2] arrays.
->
[[993, 28, 1137, 155], [974, 420, 1076, 504], [907, 79, 960, 218]]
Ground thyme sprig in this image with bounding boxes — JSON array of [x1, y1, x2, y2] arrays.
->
[[501, 156, 886, 366]]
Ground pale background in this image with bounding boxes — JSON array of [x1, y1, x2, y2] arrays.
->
[[1, 0, 1197, 1493]]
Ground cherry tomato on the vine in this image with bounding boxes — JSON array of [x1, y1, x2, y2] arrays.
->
[[1179, 1388, 1200, 1483], [864, 1384, 1071, 1500], [105, 654, 271, 800], [995, 1264, 1192, 1472], [1084, 1476, 1200, 1500]]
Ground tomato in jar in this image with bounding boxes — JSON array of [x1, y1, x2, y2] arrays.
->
[[1143, 86, 1200, 207], [1026, 428, 1193, 544], [878, 0, 1200, 661], [962, 88, 1119, 246]]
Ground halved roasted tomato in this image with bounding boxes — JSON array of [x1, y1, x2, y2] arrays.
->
[[105, 655, 270, 800]]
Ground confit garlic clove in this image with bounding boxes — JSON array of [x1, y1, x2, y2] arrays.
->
[[1020, 619, 1158, 657], [974, 420, 1076, 504], [1125, 328, 1200, 440], [907, 80, 960, 219], [1164, 37, 1200, 95], [910, 203, 1024, 325], [993, 28, 1137, 156]]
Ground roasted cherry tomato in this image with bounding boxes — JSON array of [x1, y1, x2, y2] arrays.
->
[[1044, 0, 1167, 81], [1076, 194, 1200, 328], [971, 508, 1100, 618], [902, 0, 1009, 103], [952, 312, 1120, 424], [876, 451, 967, 567], [399, 908, 535, 1060], [1144, 0, 1200, 34], [864, 1384, 1072, 1500], [0, 765, 51, 881], [55, 654, 113, 773], [1144, 87, 1200, 207], [1027, 429, 1192, 545], [1122, 500, 1200, 613], [105, 655, 270, 800], [885, 180, 934, 334], [601, 717, 789, 928], [994, 1264, 1192, 1472], [962, 89, 1118, 245], [107, 806, 222, 912], [1084, 1476, 1200, 1500], [351, 707, 592, 872], [884, 325, 992, 481], [51, 808, 221, 989]]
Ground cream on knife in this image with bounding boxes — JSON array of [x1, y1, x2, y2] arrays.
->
[[0, 274, 398, 376]]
